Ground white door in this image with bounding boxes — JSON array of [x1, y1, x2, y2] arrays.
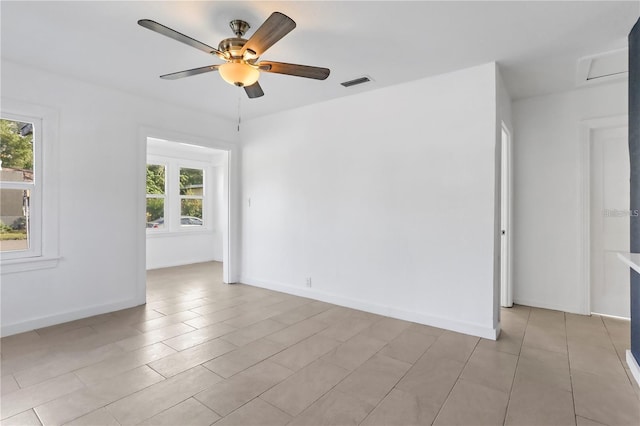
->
[[590, 126, 630, 318]]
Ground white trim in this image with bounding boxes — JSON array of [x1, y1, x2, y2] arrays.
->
[[1, 99, 60, 273], [591, 311, 630, 321], [513, 297, 582, 315], [147, 258, 220, 271], [136, 129, 148, 304], [0, 297, 140, 337], [0, 114, 42, 259], [241, 276, 499, 340], [225, 149, 235, 282], [500, 122, 513, 308], [146, 229, 217, 239], [617, 252, 640, 275], [578, 115, 628, 315], [146, 152, 213, 234], [144, 128, 236, 152], [1, 256, 60, 274], [627, 350, 640, 388]]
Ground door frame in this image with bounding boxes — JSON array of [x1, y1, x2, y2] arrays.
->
[[500, 122, 513, 307], [136, 126, 239, 304], [578, 115, 628, 315]]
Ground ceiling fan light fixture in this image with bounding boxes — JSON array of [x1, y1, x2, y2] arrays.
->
[[219, 61, 260, 87]]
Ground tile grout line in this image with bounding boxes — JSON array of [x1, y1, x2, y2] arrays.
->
[[256, 396, 295, 421], [255, 318, 406, 424], [39, 366, 161, 425], [505, 306, 531, 425], [428, 333, 482, 425], [356, 330, 435, 425], [600, 315, 632, 375], [571, 315, 636, 424], [276, 330, 385, 422], [564, 312, 579, 426], [31, 408, 44, 426]]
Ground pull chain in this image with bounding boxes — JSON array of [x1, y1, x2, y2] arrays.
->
[[237, 91, 242, 132]]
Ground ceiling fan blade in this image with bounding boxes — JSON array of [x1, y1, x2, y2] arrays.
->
[[241, 12, 296, 57], [138, 19, 224, 57], [244, 82, 265, 99], [259, 61, 330, 80], [160, 65, 220, 80]]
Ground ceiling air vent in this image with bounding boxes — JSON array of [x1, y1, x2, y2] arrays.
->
[[577, 48, 628, 86], [341, 76, 372, 88]]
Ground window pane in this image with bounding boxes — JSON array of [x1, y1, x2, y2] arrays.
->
[[181, 199, 203, 226], [0, 188, 29, 252], [1, 119, 34, 183], [180, 168, 203, 195], [146, 164, 165, 195], [146, 198, 165, 229]]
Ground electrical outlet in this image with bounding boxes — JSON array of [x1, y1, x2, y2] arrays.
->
[[306, 277, 312, 287]]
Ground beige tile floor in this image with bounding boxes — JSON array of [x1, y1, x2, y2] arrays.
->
[[1, 261, 639, 425]]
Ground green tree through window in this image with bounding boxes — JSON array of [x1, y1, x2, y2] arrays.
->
[[146, 164, 165, 225], [0, 118, 34, 250], [180, 168, 203, 220], [0, 119, 33, 171]]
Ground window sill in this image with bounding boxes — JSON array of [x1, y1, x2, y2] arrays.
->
[[146, 229, 215, 239], [1, 255, 60, 274]]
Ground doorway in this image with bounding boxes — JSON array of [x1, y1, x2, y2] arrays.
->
[[590, 125, 630, 318], [500, 123, 513, 308], [145, 138, 229, 272], [138, 128, 238, 295]]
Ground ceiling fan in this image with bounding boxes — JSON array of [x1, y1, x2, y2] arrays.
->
[[138, 12, 330, 99]]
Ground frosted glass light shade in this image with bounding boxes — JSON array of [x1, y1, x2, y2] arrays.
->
[[219, 62, 259, 87]]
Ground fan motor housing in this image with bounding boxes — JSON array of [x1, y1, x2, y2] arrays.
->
[[218, 37, 247, 59]]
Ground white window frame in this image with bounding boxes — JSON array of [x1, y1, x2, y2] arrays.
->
[[1, 113, 42, 259], [178, 164, 206, 229], [1, 99, 60, 273], [146, 154, 214, 235], [145, 162, 167, 229]]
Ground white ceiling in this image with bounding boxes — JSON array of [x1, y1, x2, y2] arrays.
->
[[1, 1, 638, 121]]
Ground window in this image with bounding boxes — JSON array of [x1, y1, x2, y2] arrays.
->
[[1, 116, 39, 258], [1, 99, 59, 273], [146, 158, 210, 233], [179, 167, 204, 228], [146, 164, 166, 229]]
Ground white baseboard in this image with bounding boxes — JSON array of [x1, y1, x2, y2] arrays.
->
[[627, 350, 640, 388], [1, 297, 145, 337], [146, 257, 218, 270], [513, 297, 582, 315], [240, 276, 499, 340]]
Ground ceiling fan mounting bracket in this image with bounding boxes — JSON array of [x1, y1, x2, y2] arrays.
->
[[229, 19, 250, 38]]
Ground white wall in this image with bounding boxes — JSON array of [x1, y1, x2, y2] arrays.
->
[[241, 63, 500, 338], [1, 61, 238, 336], [145, 139, 226, 270], [215, 164, 227, 261], [513, 81, 628, 313]]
